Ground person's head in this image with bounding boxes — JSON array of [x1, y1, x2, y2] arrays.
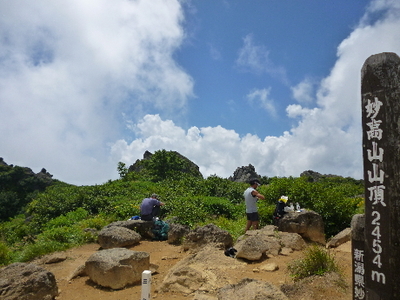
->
[[151, 193, 159, 199], [279, 195, 288, 203], [249, 179, 261, 187]]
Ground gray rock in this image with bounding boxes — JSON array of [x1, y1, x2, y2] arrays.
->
[[278, 232, 307, 251], [97, 225, 141, 249], [85, 248, 149, 289], [40, 252, 67, 264], [0, 263, 58, 300], [235, 236, 269, 260], [67, 264, 86, 281], [278, 210, 326, 244], [234, 227, 306, 260], [351, 214, 365, 242], [167, 223, 190, 245], [217, 278, 288, 300], [104, 220, 155, 239], [326, 227, 352, 248], [182, 224, 233, 251]]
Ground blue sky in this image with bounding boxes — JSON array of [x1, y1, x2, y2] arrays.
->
[[1, 0, 400, 185]]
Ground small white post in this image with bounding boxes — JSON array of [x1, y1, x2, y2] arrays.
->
[[141, 270, 152, 300]]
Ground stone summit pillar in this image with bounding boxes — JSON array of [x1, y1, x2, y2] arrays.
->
[[359, 52, 400, 299]]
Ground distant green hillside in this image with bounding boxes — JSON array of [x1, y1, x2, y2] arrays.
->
[[0, 158, 55, 221]]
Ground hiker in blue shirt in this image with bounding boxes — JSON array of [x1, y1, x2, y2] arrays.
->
[[140, 194, 165, 221]]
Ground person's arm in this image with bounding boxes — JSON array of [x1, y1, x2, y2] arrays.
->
[[251, 190, 265, 200]]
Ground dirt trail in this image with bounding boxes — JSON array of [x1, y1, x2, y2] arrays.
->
[[37, 240, 353, 300]]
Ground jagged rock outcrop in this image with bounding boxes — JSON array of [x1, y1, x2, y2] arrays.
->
[[0, 262, 59, 300], [0, 157, 53, 184], [277, 210, 326, 244], [127, 150, 153, 173], [300, 170, 349, 183], [85, 248, 149, 289], [228, 164, 260, 183]]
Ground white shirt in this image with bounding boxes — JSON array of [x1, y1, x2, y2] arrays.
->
[[244, 187, 258, 213]]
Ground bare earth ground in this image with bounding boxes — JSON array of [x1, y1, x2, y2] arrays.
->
[[36, 240, 353, 300]]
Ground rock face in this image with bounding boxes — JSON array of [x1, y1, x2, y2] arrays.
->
[[234, 226, 306, 260], [182, 224, 233, 251], [278, 210, 326, 244], [229, 164, 260, 183], [0, 262, 59, 300], [97, 226, 141, 249], [216, 278, 289, 300], [85, 248, 150, 289]]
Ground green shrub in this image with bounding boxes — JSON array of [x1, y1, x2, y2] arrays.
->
[[0, 241, 11, 266], [203, 176, 246, 204], [287, 244, 341, 281], [0, 215, 33, 245], [45, 208, 89, 229], [201, 216, 247, 241], [202, 197, 242, 219], [38, 226, 89, 245], [14, 240, 68, 262], [79, 216, 111, 230], [107, 200, 141, 220], [257, 202, 276, 227], [164, 196, 208, 227]]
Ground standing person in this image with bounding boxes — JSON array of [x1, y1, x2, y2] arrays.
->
[[243, 179, 265, 231], [140, 194, 165, 221]]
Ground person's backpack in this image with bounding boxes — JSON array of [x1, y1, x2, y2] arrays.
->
[[273, 197, 288, 225], [152, 220, 169, 241]]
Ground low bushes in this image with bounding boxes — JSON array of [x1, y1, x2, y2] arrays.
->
[[287, 244, 341, 280]]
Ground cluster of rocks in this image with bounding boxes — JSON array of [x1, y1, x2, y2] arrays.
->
[[0, 210, 353, 299]]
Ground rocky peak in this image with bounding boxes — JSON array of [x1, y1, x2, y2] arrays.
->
[[228, 164, 260, 183]]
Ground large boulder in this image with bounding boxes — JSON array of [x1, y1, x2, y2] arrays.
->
[[167, 223, 190, 245], [85, 248, 149, 289], [182, 224, 233, 251], [278, 210, 326, 244], [104, 220, 155, 239], [216, 278, 288, 300], [97, 226, 141, 249], [234, 235, 269, 260], [234, 226, 306, 260], [0, 263, 59, 300]]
